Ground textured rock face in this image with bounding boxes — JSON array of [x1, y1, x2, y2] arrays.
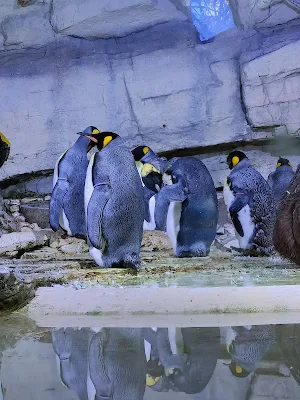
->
[[0, 0, 299, 186], [229, 0, 300, 29], [242, 39, 300, 135], [51, 0, 188, 38]]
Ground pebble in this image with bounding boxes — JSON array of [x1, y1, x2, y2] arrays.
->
[[15, 215, 26, 222], [30, 223, 42, 231], [9, 205, 20, 213], [12, 212, 20, 218], [44, 195, 51, 201], [21, 227, 33, 232], [21, 198, 36, 204], [10, 199, 20, 206]]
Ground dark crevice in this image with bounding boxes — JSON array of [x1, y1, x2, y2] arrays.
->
[[158, 136, 300, 159], [0, 169, 53, 189]]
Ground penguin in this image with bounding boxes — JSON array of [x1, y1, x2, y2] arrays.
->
[[155, 157, 218, 257], [80, 130, 144, 270], [267, 157, 295, 206], [226, 325, 275, 378], [223, 151, 276, 254], [49, 126, 99, 238], [0, 132, 10, 168], [140, 163, 163, 231], [132, 146, 167, 231], [132, 145, 167, 177], [273, 163, 300, 266]]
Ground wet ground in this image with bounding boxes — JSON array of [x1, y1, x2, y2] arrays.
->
[[2, 232, 300, 399]]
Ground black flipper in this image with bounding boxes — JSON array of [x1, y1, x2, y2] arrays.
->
[[229, 194, 250, 237], [87, 184, 111, 249], [49, 179, 69, 231], [155, 177, 189, 231]]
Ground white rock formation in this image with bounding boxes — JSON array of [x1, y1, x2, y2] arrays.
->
[[0, 0, 298, 189]]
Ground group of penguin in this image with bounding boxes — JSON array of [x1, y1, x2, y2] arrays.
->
[[50, 125, 298, 269]]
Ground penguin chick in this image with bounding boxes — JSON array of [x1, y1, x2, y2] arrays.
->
[[274, 163, 300, 266], [226, 325, 275, 378], [223, 151, 276, 255], [80, 131, 144, 270], [0, 132, 10, 168], [50, 126, 99, 238], [155, 157, 218, 257], [267, 158, 295, 206]]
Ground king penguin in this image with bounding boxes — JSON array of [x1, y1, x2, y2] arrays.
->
[[0, 131, 10, 168], [140, 163, 163, 231], [80, 130, 144, 270], [267, 157, 295, 206], [49, 126, 99, 238], [132, 146, 166, 231], [223, 151, 276, 254], [155, 157, 218, 257]]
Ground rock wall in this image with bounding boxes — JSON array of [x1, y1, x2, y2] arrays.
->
[[0, 0, 299, 188]]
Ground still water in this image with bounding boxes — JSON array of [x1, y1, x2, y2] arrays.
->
[[1, 319, 300, 399]]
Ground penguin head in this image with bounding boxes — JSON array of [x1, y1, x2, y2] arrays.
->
[[132, 146, 153, 162], [276, 157, 292, 168], [141, 163, 163, 193], [79, 130, 119, 151], [228, 361, 251, 378], [227, 151, 248, 170], [0, 132, 10, 148], [77, 126, 101, 152]]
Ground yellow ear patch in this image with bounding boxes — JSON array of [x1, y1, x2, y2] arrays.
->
[[288, 162, 292, 166], [276, 162, 281, 168], [232, 156, 240, 167], [235, 365, 243, 374], [92, 128, 100, 134], [103, 136, 112, 148], [141, 163, 159, 178], [146, 374, 161, 386], [143, 146, 149, 155], [0, 132, 10, 147]]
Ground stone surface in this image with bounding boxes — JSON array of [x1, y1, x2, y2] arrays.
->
[[229, 0, 299, 29], [20, 201, 50, 229], [0, 0, 298, 189], [0, 266, 34, 311], [2, 3, 55, 49], [0, 229, 52, 255], [242, 40, 300, 135], [51, 0, 187, 39]]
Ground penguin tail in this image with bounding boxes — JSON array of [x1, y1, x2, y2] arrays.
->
[[49, 179, 69, 232]]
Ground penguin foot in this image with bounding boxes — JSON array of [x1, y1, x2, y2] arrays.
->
[[110, 254, 141, 271], [74, 233, 86, 240], [177, 249, 208, 258]]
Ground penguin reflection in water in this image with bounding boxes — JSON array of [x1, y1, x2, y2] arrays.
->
[[154, 157, 218, 257], [267, 157, 295, 207], [146, 327, 220, 395], [52, 328, 91, 400], [224, 151, 276, 254], [49, 126, 99, 238], [79, 130, 144, 270], [225, 325, 275, 378]]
